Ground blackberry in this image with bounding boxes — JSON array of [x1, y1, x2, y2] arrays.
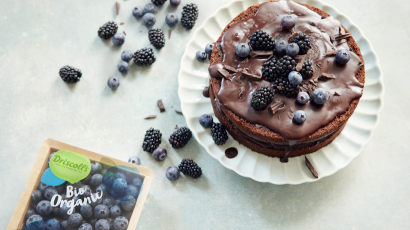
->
[[142, 128, 162, 153], [210, 123, 228, 145], [151, 0, 167, 6], [59, 65, 82, 83], [133, 48, 156, 66], [250, 86, 274, 111], [272, 76, 300, 97], [293, 33, 310, 55], [249, 30, 275, 51], [181, 3, 199, 29], [299, 60, 313, 78], [98, 21, 118, 39], [148, 29, 165, 49], [178, 159, 202, 179], [262, 55, 296, 82], [168, 127, 192, 149]]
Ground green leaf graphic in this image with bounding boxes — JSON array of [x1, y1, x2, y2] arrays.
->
[[49, 150, 91, 184]]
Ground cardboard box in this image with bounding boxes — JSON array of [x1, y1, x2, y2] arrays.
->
[[7, 139, 154, 230]]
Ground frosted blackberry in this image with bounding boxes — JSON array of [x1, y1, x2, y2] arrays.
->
[[293, 33, 310, 55], [151, 0, 167, 6], [272, 76, 300, 97], [299, 60, 313, 78], [249, 30, 275, 51], [262, 55, 296, 82], [210, 123, 228, 145], [59, 65, 82, 83], [168, 127, 192, 149], [133, 48, 156, 66], [142, 128, 162, 153], [250, 86, 274, 111], [98, 21, 118, 39], [178, 159, 202, 179], [181, 3, 198, 29], [148, 29, 165, 49]]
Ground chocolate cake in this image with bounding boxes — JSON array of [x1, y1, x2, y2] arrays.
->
[[208, 0, 365, 161]]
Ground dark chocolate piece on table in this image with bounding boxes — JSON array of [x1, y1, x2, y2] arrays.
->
[[144, 115, 157, 119], [175, 110, 183, 115], [157, 99, 166, 112], [115, 1, 120, 15], [305, 156, 318, 178]]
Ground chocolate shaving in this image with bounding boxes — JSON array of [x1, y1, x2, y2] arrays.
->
[[334, 91, 341, 96], [250, 50, 274, 58], [217, 69, 232, 80], [319, 73, 335, 80], [144, 115, 156, 119], [324, 50, 339, 56], [305, 156, 318, 178], [316, 63, 322, 69], [120, 22, 124, 25], [241, 58, 249, 64], [309, 79, 317, 86], [239, 86, 245, 98], [175, 125, 178, 129], [223, 65, 237, 73], [267, 54, 274, 61], [307, 84, 314, 96], [288, 107, 294, 119], [334, 33, 351, 40], [268, 101, 284, 115], [329, 35, 335, 43], [123, 31, 126, 36], [296, 55, 306, 71], [314, 78, 318, 83], [336, 40, 346, 46], [115, 2, 120, 15], [175, 110, 183, 115], [157, 100, 165, 112], [242, 70, 262, 81], [359, 62, 364, 67], [340, 26, 346, 35], [168, 29, 171, 39], [309, 21, 316, 26]]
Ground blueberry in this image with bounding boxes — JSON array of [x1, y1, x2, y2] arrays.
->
[[312, 88, 329, 105], [81, 185, 92, 198], [88, 219, 97, 227], [166, 166, 180, 181], [297, 92, 310, 104], [91, 162, 102, 175], [281, 15, 296, 30], [143, 3, 157, 14], [275, 39, 288, 55], [335, 49, 351, 64], [131, 175, 143, 188], [106, 217, 114, 228], [78, 204, 92, 220], [113, 178, 128, 194], [91, 174, 103, 187], [107, 76, 120, 90], [110, 205, 122, 219], [288, 71, 303, 86], [165, 13, 179, 27], [59, 203, 72, 219], [121, 50, 134, 62], [45, 218, 60, 230], [52, 184, 66, 194], [96, 184, 106, 195], [120, 195, 136, 211], [90, 193, 103, 207], [112, 33, 125, 46], [142, 13, 156, 28], [37, 182, 49, 193], [31, 190, 42, 202], [294, 110, 307, 124], [95, 219, 110, 230], [205, 43, 214, 55], [113, 216, 129, 230], [26, 214, 43, 228], [51, 206, 59, 217], [235, 43, 250, 58], [126, 184, 140, 197], [199, 114, 213, 128], [117, 61, 129, 74], [116, 172, 128, 182], [103, 197, 115, 209], [170, 0, 181, 7], [25, 208, 37, 221], [102, 170, 116, 187], [286, 43, 299, 57], [196, 51, 207, 62], [36, 200, 52, 216], [79, 223, 93, 230], [94, 204, 110, 219], [152, 147, 167, 161], [128, 156, 141, 165], [132, 6, 144, 18], [43, 187, 58, 200]]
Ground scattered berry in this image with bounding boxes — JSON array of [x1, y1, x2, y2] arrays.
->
[[250, 86, 274, 111], [117, 61, 129, 73], [312, 88, 329, 104], [133, 48, 156, 66], [142, 127, 162, 153], [59, 65, 82, 83], [121, 50, 134, 62], [95, 219, 110, 230], [120, 195, 136, 211], [148, 28, 165, 49], [199, 114, 213, 128], [275, 39, 288, 56], [152, 147, 167, 161], [113, 216, 129, 230], [132, 6, 144, 18], [94, 204, 110, 219], [236, 43, 251, 58], [110, 205, 122, 219], [90, 174, 103, 187], [142, 13, 156, 28], [249, 30, 275, 51], [286, 42, 299, 57], [181, 3, 199, 29], [205, 43, 214, 55], [98, 21, 118, 39], [151, 0, 167, 6], [297, 92, 310, 104], [210, 123, 228, 145], [170, 0, 181, 6], [165, 13, 179, 26], [288, 71, 303, 86], [168, 127, 193, 149], [128, 156, 141, 165], [112, 33, 125, 46], [108, 76, 120, 90], [178, 159, 202, 179], [293, 33, 310, 54], [281, 15, 296, 30], [68, 213, 83, 227], [335, 49, 351, 64], [294, 110, 307, 124], [166, 166, 180, 181], [299, 60, 313, 78], [196, 51, 207, 62], [143, 3, 158, 14], [36, 200, 52, 216]]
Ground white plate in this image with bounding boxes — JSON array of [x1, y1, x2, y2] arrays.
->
[[178, 0, 384, 184]]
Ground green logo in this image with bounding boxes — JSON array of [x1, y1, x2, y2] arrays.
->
[[49, 150, 91, 184]]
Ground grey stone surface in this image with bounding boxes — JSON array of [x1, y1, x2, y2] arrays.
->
[[0, 0, 407, 229]]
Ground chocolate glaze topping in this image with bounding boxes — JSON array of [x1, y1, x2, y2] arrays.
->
[[209, 0, 363, 141]]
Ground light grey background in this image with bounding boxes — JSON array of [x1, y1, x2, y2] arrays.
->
[[0, 0, 407, 229]]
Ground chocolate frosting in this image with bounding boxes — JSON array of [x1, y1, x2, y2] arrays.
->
[[209, 0, 363, 141]]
